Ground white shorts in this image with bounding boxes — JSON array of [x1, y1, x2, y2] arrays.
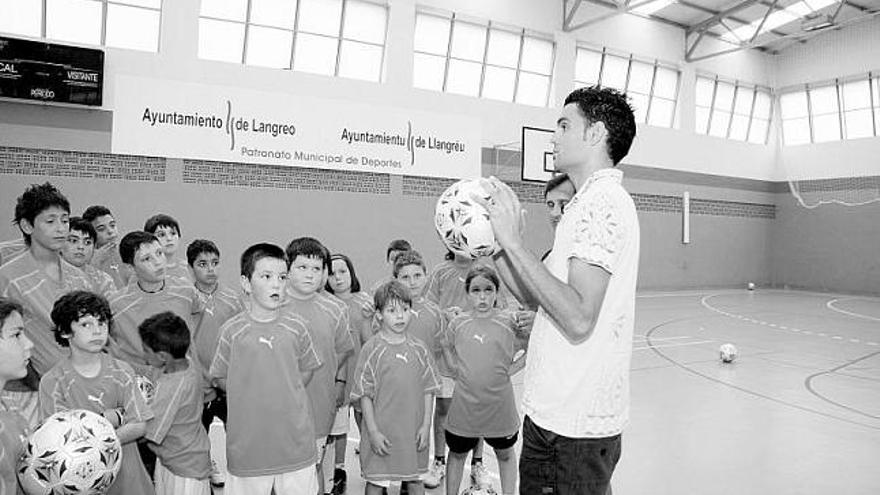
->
[[226, 466, 318, 495], [154, 461, 210, 495], [330, 406, 350, 436], [437, 376, 455, 399]]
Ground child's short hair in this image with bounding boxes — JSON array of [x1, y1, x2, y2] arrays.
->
[[327, 254, 361, 293], [0, 298, 24, 327], [68, 217, 97, 244], [119, 231, 160, 265], [392, 250, 425, 278], [144, 213, 181, 236], [13, 182, 70, 245], [373, 280, 412, 312], [241, 243, 288, 279], [465, 265, 500, 292], [82, 205, 112, 223], [285, 237, 330, 269], [138, 311, 190, 359], [50, 291, 112, 347], [186, 239, 220, 266], [386, 239, 412, 261]]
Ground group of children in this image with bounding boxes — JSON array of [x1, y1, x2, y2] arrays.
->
[[0, 181, 533, 495]]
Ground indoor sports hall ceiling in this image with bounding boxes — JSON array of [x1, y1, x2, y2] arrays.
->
[[562, 0, 880, 60]]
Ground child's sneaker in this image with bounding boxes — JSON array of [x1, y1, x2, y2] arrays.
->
[[470, 461, 491, 490], [423, 458, 446, 489], [210, 460, 226, 487], [330, 468, 347, 495]]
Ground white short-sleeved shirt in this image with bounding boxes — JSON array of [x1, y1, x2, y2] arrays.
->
[[522, 168, 640, 438]]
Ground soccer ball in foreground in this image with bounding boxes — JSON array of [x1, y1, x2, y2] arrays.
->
[[19, 409, 121, 495], [435, 179, 499, 259], [461, 485, 498, 495], [719, 343, 738, 363]]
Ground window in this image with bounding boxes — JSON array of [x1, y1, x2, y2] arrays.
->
[[198, 0, 388, 82], [0, 0, 161, 52], [575, 47, 680, 128], [695, 74, 772, 144], [780, 72, 880, 146], [413, 11, 555, 107]]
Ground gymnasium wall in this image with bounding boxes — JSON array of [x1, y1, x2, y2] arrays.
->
[[0, 145, 777, 292]]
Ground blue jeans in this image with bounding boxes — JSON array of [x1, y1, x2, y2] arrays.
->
[[519, 416, 621, 495]]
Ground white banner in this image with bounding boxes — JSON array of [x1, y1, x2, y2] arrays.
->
[[111, 76, 481, 179]]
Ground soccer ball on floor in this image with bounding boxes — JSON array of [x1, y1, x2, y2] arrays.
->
[[435, 178, 499, 259], [719, 343, 738, 363], [18, 409, 122, 495]]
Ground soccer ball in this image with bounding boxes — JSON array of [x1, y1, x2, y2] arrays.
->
[[18, 409, 122, 495], [719, 343, 738, 363], [435, 178, 499, 259], [462, 485, 497, 495], [136, 374, 155, 405]]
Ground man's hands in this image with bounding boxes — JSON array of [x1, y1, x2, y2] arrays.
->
[[472, 176, 526, 251], [416, 424, 430, 451]]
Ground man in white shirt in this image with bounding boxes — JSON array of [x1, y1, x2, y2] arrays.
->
[[478, 86, 639, 495]]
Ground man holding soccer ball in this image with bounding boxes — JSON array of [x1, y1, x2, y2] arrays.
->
[[476, 86, 640, 495]]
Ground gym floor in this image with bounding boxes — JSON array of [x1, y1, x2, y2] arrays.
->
[[211, 289, 880, 494]]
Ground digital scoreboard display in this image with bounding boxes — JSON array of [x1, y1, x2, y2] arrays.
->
[[0, 36, 104, 106]]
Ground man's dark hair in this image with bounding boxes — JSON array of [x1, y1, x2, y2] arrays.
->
[[544, 173, 572, 198], [119, 231, 160, 265], [82, 205, 112, 223], [286, 237, 330, 270], [564, 86, 636, 165], [386, 239, 412, 261], [13, 182, 70, 245], [187, 239, 220, 267], [374, 280, 412, 312], [241, 243, 288, 279], [143, 213, 181, 236], [68, 217, 97, 243], [326, 254, 362, 294], [138, 311, 190, 359], [50, 291, 112, 347]]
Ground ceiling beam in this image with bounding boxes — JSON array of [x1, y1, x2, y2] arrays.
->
[[687, 0, 763, 34], [677, 0, 790, 38]]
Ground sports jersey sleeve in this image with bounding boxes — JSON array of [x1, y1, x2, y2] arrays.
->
[[350, 344, 376, 401], [144, 374, 187, 445], [568, 190, 627, 274], [425, 269, 442, 306], [430, 303, 447, 353], [333, 306, 355, 356], [38, 368, 67, 419], [96, 271, 117, 298], [210, 320, 235, 382], [294, 323, 322, 373], [418, 344, 441, 395], [118, 362, 153, 423]]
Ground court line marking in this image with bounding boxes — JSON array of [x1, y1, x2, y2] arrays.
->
[[645, 311, 880, 431], [826, 298, 880, 323], [633, 335, 693, 343], [805, 350, 880, 421], [634, 340, 715, 351]]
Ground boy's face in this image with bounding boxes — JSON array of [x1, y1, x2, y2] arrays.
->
[[91, 214, 118, 247], [329, 258, 351, 294], [467, 275, 498, 313], [191, 252, 220, 287], [67, 314, 108, 354], [153, 225, 179, 256], [551, 103, 595, 174], [21, 206, 69, 252], [288, 255, 324, 296], [242, 257, 288, 312], [545, 182, 575, 230], [396, 264, 427, 297], [61, 230, 95, 268], [131, 241, 167, 284], [378, 300, 411, 335], [0, 311, 33, 381]]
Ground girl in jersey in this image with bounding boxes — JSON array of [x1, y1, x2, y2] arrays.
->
[[444, 266, 527, 495]]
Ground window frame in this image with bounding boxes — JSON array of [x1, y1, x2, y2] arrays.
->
[[198, 0, 389, 81], [695, 73, 773, 144]]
